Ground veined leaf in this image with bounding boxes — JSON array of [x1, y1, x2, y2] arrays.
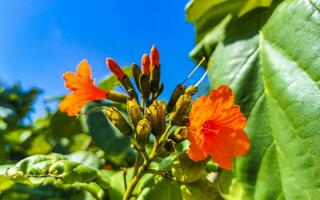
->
[[187, 0, 320, 199]]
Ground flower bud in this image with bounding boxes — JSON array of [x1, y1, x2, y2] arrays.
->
[[136, 119, 151, 145], [108, 91, 129, 103], [172, 151, 206, 183], [149, 45, 160, 93], [139, 73, 150, 99], [146, 101, 166, 136], [105, 107, 132, 136], [170, 126, 188, 142], [106, 58, 126, 80], [169, 94, 191, 126], [150, 65, 160, 93], [132, 64, 141, 92], [106, 58, 138, 100], [185, 85, 198, 95], [150, 45, 160, 67], [120, 76, 138, 100], [167, 84, 186, 113], [141, 54, 150, 75], [126, 99, 143, 128]]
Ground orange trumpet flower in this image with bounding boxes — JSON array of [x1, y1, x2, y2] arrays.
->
[[187, 85, 250, 170], [59, 59, 108, 116]]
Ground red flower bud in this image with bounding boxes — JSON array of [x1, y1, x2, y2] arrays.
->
[[150, 45, 160, 67], [106, 57, 126, 79], [141, 54, 150, 74]]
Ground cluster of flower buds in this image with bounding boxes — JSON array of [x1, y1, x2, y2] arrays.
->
[[102, 45, 205, 153]]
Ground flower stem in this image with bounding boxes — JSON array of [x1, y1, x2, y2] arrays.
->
[[122, 125, 172, 200]]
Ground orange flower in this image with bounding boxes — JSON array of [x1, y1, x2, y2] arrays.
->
[[59, 59, 108, 116], [187, 85, 250, 170]]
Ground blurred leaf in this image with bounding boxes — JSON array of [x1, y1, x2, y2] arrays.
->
[[26, 135, 52, 155], [50, 111, 84, 138], [0, 103, 15, 119], [180, 178, 223, 200], [98, 66, 133, 91], [188, 0, 320, 199], [0, 176, 14, 191], [67, 151, 104, 169], [137, 178, 182, 200]]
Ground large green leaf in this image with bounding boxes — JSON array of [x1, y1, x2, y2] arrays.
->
[[187, 0, 320, 199], [186, 0, 273, 42]]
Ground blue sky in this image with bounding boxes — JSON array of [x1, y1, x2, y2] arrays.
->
[[0, 0, 207, 118]]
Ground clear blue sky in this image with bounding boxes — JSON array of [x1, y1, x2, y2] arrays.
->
[[0, 0, 207, 119]]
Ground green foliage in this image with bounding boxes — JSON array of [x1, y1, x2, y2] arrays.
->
[[187, 0, 320, 199], [2, 153, 108, 199]]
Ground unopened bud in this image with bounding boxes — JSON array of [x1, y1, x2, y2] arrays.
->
[[146, 101, 166, 136], [150, 65, 160, 93], [105, 107, 132, 136], [127, 99, 143, 128], [150, 45, 160, 67], [170, 94, 191, 126], [139, 74, 150, 99], [136, 119, 151, 145], [170, 126, 188, 142], [120, 76, 138, 100], [141, 54, 150, 75], [132, 64, 141, 92], [167, 84, 186, 113], [106, 58, 126, 79], [108, 91, 129, 103], [185, 85, 198, 95]]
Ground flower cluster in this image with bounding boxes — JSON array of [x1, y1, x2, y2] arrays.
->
[[59, 45, 250, 183]]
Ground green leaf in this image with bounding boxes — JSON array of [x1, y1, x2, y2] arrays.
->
[[180, 178, 223, 200], [138, 177, 182, 200], [186, 0, 273, 42], [0, 176, 15, 192], [188, 0, 320, 199], [50, 111, 84, 138], [98, 66, 133, 91]]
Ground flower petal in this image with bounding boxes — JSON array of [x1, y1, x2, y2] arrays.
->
[[77, 59, 92, 79]]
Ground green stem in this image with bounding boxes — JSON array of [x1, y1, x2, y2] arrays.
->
[[122, 125, 173, 200], [133, 152, 142, 177]]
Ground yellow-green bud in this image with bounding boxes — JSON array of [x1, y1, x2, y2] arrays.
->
[[167, 84, 186, 113], [132, 64, 141, 92], [172, 151, 207, 183], [136, 119, 151, 145], [146, 100, 166, 136], [105, 107, 132, 136], [170, 126, 189, 142], [185, 85, 198, 95], [120, 76, 138, 100], [169, 94, 191, 126], [150, 65, 160, 93], [139, 73, 150, 99], [126, 99, 143, 128]]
